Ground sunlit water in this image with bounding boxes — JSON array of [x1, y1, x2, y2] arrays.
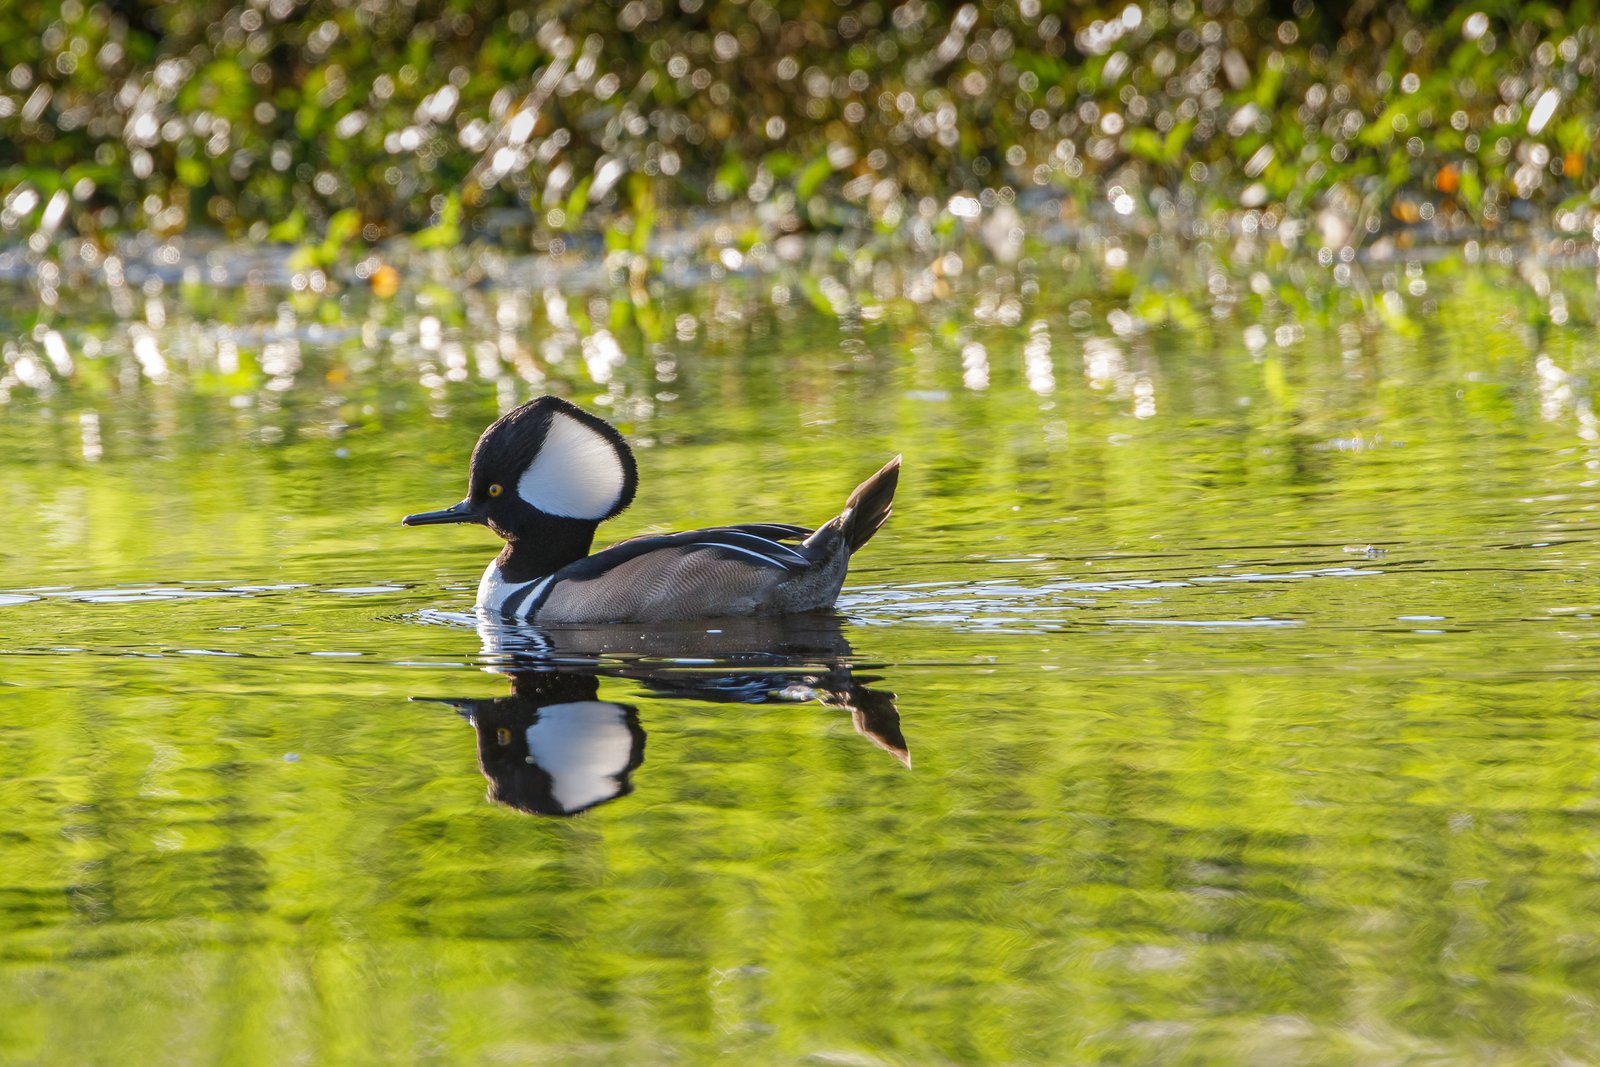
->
[[4, 256, 1600, 1064]]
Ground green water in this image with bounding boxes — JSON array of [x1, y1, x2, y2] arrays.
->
[[4, 255, 1600, 1064]]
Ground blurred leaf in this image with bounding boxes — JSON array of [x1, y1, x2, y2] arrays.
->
[[1163, 121, 1196, 165], [268, 211, 306, 244], [1124, 128, 1166, 164], [1458, 163, 1483, 212], [795, 155, 835, 204], [325, 209, 361, 248], [565, 177, 593, 231], [413, 194, 462, 249], [176, 157, 208, 190], [1253, 64, 1284, 109]]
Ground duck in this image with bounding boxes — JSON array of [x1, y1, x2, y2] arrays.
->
[[403, 395, 900, 624]]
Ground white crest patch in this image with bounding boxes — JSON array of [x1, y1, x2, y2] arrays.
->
[[516, 412, 626, 519], [526, 702, 635, 813]]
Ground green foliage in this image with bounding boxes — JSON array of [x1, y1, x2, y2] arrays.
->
[[0, 0, 1594, 249], [411, 193, 461, 249]]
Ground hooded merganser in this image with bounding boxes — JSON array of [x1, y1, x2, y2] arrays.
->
[[403, 396, 901, 624]]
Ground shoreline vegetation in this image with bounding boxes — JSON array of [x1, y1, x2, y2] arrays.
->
[[0, 0, 1596, 259]]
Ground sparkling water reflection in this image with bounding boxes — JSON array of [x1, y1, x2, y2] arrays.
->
[[4, 259, 1600, 1063]]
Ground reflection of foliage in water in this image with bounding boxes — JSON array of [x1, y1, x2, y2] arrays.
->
[[0, 0, 1597, 249], [5, 254, 1600, 1061], [1, 234, 1596, 440], [1, 252, 1598, 575], [1, 210, 1600, 1063]]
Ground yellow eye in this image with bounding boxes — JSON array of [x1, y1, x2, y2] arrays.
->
[[488, 483, 503, 497]]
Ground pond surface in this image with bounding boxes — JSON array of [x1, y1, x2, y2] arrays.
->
[[3, 252, 1600, 1064]]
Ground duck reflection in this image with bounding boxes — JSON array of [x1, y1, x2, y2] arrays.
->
[[428, 671, 647, 816], [419, 614, 905, 816]]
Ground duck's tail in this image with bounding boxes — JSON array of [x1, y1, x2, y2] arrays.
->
[[808, 454, 901, 556]]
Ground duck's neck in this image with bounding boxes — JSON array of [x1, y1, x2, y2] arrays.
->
[[495, 517, 600, 582]]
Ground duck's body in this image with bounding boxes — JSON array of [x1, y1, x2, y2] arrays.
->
[[477, 521, 842, 624], [404, 396, 900, 624]]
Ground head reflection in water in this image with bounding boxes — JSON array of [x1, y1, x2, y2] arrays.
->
[[446, 672, 647, 816], [417, 614, 907, 817]]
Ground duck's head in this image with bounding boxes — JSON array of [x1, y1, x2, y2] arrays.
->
[[403, 395, 637, 541]]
